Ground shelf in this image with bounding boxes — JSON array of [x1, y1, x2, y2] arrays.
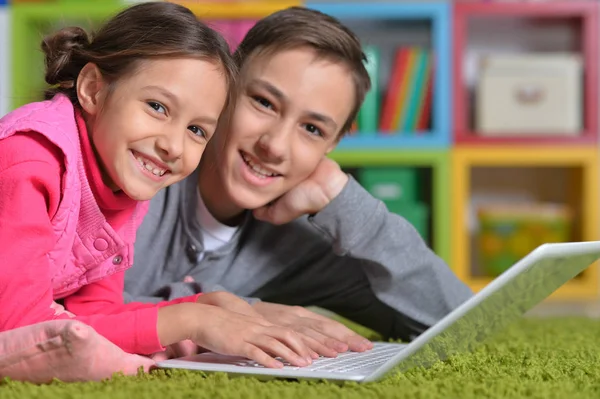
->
[[329, 149, 450, 264], [11, 2, 125, 110], [453, 1, 598, 145], [338, 131, 449, 149], [0, 6, 9, 117], [308, 1, 451, 149], [172, 1, 301, 19], [451, 146, 599, 300]]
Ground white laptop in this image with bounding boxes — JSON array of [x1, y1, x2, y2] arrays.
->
[[157, 241, 600, 383]]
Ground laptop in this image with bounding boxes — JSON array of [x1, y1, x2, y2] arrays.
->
[[157, 241, 600, 383]]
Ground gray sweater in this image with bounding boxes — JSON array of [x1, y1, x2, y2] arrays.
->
[[124, 170, 473, 340]]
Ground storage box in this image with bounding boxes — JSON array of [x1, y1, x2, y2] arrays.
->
[[359, 168, 419, 204], [476, 53, 583, 135], [477, 203, 572, 276]]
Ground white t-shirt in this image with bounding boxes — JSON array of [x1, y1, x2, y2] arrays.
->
[[196, 188, 238, 262]]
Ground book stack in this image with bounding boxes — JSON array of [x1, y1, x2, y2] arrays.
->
[[356, 46, 434, 136]]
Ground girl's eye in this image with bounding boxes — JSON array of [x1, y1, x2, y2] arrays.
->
[[188, 125, 206, 138], [148, 101, 166, 114], [303, 123, 323, 137], [253, 96, 273, 110]]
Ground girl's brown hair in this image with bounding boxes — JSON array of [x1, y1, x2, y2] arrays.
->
[[42, 1, 236, 105]]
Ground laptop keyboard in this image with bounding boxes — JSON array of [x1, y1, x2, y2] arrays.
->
[[238, 342, 406, 374]]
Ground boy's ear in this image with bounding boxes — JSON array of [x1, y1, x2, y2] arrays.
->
[[76, 63, 106, 116]]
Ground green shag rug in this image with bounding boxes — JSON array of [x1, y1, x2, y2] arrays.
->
[[2, 317, 600, 399]]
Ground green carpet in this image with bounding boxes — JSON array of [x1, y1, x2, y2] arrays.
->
[[2, 317, 600, 398]]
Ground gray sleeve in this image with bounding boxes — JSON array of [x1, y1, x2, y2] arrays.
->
[[124, 280, 261, 306], [308, 175, 473, 328]]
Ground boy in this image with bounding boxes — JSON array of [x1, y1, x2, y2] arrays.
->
[[125, 6, 472, 355]]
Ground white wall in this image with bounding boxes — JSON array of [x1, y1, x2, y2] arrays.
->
[[0, 7, 10, 117]]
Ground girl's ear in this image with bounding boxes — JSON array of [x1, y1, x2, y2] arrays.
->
[[76, 63, 106, 116]]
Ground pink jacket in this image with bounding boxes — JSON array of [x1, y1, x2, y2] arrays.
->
[[0, 95, 200, 354], [0, 94, 148, 297]]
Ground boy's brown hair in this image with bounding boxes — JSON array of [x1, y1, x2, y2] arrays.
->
[[234, 6, 371, 135]]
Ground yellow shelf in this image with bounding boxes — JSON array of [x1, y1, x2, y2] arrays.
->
[[451, 146, 600, 300], [171, 1, 301, 19]]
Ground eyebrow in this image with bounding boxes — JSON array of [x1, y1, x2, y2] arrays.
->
[[250, 78, 338, 130], [141, 85, 180, 107]]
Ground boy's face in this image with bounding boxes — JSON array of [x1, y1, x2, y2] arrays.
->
[[212, 47, 355, 210]]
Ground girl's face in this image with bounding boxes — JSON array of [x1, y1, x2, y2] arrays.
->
[[80, 57, 228, 201], [209, 47, 355, 210]]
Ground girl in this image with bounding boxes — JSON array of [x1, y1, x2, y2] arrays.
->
[[0, 2, 312, 369]]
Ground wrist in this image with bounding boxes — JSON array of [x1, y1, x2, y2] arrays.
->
[[157, 302, 198, 346]]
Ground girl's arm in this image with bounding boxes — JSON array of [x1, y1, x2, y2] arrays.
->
[[0, 133, 166, 354]]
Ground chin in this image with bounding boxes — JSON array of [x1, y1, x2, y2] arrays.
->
[[229, 187, 273, 211]]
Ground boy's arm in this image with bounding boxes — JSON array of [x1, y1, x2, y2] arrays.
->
[[308, 175, 473, 335], [253, 158, 473, 337]]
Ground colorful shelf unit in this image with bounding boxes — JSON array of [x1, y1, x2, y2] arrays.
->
[[10, 2, 126, 110], [330, 150, 450, 264], [453, 1, 599, 145], [307, 2, 451, 149], [0, 4, 9, 117], [451, 147, 599, 300], [173, 1, 301, 20]]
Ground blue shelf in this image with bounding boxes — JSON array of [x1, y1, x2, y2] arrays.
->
[[338, 130, 449, 150], [305, 2, 452, 149]]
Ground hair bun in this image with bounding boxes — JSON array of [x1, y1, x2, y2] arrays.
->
[[42, 26, 90, 86]]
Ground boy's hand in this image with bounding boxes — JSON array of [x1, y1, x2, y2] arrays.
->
[[196, 291, 262, 318], [253, 158, 348, 225], [253, 302, 373, 358], [187, 304, 315, 369]]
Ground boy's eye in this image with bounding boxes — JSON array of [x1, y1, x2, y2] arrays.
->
[[303, 123, 323, 137], [147, 101, 166, 114], [188, 125, 206, 138], [253, 96, 273, 110]]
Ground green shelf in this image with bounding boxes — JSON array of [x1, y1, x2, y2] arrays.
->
[[11, 2, 126, 110], [329, 149, 451, 264]]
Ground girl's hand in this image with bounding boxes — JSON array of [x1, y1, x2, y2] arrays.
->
[[195, 291, 263, 318], [187, 304, 314, 368]]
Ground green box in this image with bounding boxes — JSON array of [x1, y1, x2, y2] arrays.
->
[[387, 202, 429, 242], [359, 167, 418, 204]]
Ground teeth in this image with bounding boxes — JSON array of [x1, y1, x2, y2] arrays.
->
[[136, 155, 167, 177], [241, 153, 276, 178]]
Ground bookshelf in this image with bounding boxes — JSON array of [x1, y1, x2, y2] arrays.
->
[[312, 1, 600, 300], [307, 2, 451, 150]]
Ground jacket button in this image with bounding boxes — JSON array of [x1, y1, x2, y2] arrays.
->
[[112, 255, 123, 265], [93, 238, 108, 251]]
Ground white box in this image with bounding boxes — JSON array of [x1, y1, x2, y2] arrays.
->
[[475, 53, 583, 135]]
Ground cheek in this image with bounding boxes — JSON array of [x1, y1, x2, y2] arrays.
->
[[286, 147, 322, 184], [182, 143, 207, 174], [229, 104, 267, 144]]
